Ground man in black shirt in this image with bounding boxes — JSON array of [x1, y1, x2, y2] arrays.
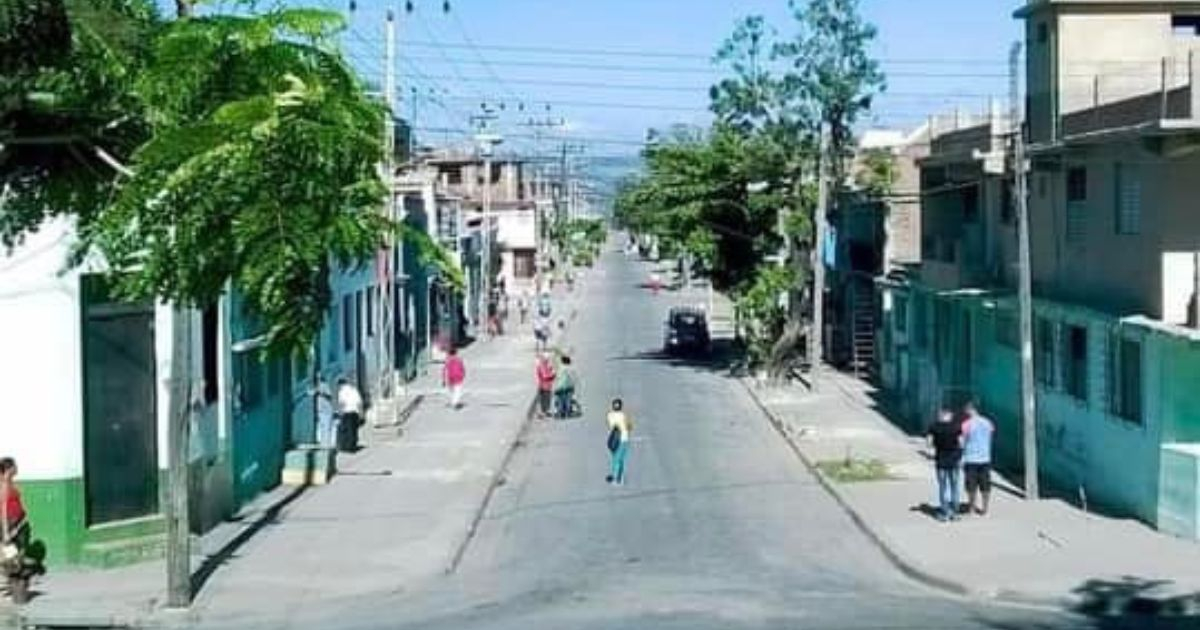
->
[[927, 409, 963, 522]]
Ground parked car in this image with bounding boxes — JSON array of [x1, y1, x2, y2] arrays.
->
[[664, 306, 711, 355]]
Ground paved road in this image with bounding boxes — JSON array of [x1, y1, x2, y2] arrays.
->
[[264, 249, 1117, 630]]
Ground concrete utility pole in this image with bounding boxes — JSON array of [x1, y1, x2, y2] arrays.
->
[[1011, 42, 1039, 500], [809, 122, 830, 390], [165, 0, 193, 611], [380, 7, 397, 398], [475, 130, 502, 338]]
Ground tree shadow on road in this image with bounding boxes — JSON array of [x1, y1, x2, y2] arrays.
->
[[976, 576, 1200, 630], [606, 338, 744, 376]]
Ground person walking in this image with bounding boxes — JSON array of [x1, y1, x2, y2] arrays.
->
[[315, 380, 337, 448], [443, 347, 466, 409], [518, 291, 530, 325], [606, 398, 633, 485], [335, 377, 364, 452], [961, 400, 996, 516], [535, 352, 556, 419], [927, 408, 963, 522], [554, 355, 578, 419], [533, 314, 550, 352]]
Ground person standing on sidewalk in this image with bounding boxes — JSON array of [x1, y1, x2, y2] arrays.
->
[[961, 400, 995, 516], [335, 377, 364, 452], [606, 398, 633, 485], [535, 352, 556, 419], [927, 408, 963, 522], [443, 347, 466, 410]]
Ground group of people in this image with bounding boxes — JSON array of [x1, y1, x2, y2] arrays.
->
[[927, 400, 996, 522], [535, 351, 579, 419]]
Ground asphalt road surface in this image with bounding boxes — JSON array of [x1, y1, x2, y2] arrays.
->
[[264, 247, 1152, 630]]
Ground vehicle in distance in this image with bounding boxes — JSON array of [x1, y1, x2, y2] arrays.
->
[[663, 306, 711, 355]]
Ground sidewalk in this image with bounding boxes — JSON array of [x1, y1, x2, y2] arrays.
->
[[744, 368, 1200, 614], [13, 284, 583, 628]]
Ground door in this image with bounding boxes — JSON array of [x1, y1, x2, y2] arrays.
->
[[82, 276, 158, 525]]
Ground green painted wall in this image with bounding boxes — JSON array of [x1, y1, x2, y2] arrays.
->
[[20, 477, 85, 566], [881, 282, 1184, 528]]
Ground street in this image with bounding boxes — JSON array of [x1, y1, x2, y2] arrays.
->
[[232, 248, 1091, 630]]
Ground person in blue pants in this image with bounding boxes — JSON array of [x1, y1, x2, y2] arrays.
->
[[606, 398, 633, 485]]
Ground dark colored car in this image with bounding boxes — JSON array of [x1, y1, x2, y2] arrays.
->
[[664, 307, 711, 355]]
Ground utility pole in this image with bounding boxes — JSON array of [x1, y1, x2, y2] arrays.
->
[[809, 122, 829, 390], [1011, 41, 1039, 500], [473, 120, 501, 338], [165, 0, 194, 610], [380, 7, 397, 399]]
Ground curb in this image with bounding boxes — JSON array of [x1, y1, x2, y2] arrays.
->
[[444, 394, 539, 575], [444, 295, 580, 575], [738, 378, 1020, 606]]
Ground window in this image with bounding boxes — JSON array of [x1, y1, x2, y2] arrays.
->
[[1062, 324, 1088, 402], [1115, 163, 1142, 235], [202, 305, 219, 404], [327, 302, 339, 363], [356, 290, 364, 345], [1066, 167, 1087, 202], [1173, 15, 1200, 36], [962, 187, 980, 223], [1037, 22, 1048, 43], [367, 286, 376, 336], [1109, 335, 1143, 423], [995, 310, 1018, 350], [1001, 181, 1015, 224], [446, 166, 462, 185], [914, 295, 929, 350], [894, 295, 909, 336], [490, 163, 503, 184], [1035, 317, 1057, 387], [342, 294, 354, 352]]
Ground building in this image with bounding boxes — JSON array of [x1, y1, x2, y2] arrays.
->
[[0, 218, 396, 568], [826, 125, 929, 373], [427, 153, 540, 295], [877, 0, 1200, 537]]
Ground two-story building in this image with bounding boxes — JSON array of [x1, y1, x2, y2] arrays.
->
[[878, 0, 1200, 538]]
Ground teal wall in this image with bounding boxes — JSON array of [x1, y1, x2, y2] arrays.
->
[[880, 282, 1192, 528]]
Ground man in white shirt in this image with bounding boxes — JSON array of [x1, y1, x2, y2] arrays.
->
[[335, 377, 364, 452]]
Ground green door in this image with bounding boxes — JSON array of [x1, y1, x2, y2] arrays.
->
[[81, 276, 159, 525]]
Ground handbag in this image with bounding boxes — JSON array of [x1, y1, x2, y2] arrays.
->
[[606, 426, 620, 453]]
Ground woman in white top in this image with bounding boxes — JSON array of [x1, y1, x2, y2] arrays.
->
[[606, 398, 633, 486]]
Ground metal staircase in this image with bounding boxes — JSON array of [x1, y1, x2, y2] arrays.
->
[[850, 283, 877, 379]]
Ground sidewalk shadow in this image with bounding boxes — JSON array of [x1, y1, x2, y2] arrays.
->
[[189, 484, 308, 597]]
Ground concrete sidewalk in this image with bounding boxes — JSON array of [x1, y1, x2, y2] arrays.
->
[[744, 369, 1200, 614], [13, 282, 584, 629]]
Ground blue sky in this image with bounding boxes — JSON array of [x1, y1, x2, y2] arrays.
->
[[170, 1, 1023, 159], [331, 0, 1023, 159]]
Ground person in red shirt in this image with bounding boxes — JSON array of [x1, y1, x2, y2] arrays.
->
[[535, 351, 556, 419], [443, 347, 467, 410], [1, 457, 39, 603]]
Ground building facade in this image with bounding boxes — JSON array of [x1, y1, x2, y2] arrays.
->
[[878, 0, 1200, 536]]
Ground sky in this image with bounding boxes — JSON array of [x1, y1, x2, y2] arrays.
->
[[325, 0, 1024, 161]]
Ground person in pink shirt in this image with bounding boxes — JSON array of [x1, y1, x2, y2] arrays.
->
[[443, 347, 466, 409]]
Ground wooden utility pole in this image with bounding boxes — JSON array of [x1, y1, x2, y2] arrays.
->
[[1011, 42, 1039, 500], [809, 122, 829, 390]]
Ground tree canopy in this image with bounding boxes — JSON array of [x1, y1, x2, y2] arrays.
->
[[1, 1, 449, 355]]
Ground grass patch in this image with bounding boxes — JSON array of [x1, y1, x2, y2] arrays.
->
[[815, 458, 892, 483]]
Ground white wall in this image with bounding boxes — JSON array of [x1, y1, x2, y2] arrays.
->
[[0, 219, 84, 480]]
